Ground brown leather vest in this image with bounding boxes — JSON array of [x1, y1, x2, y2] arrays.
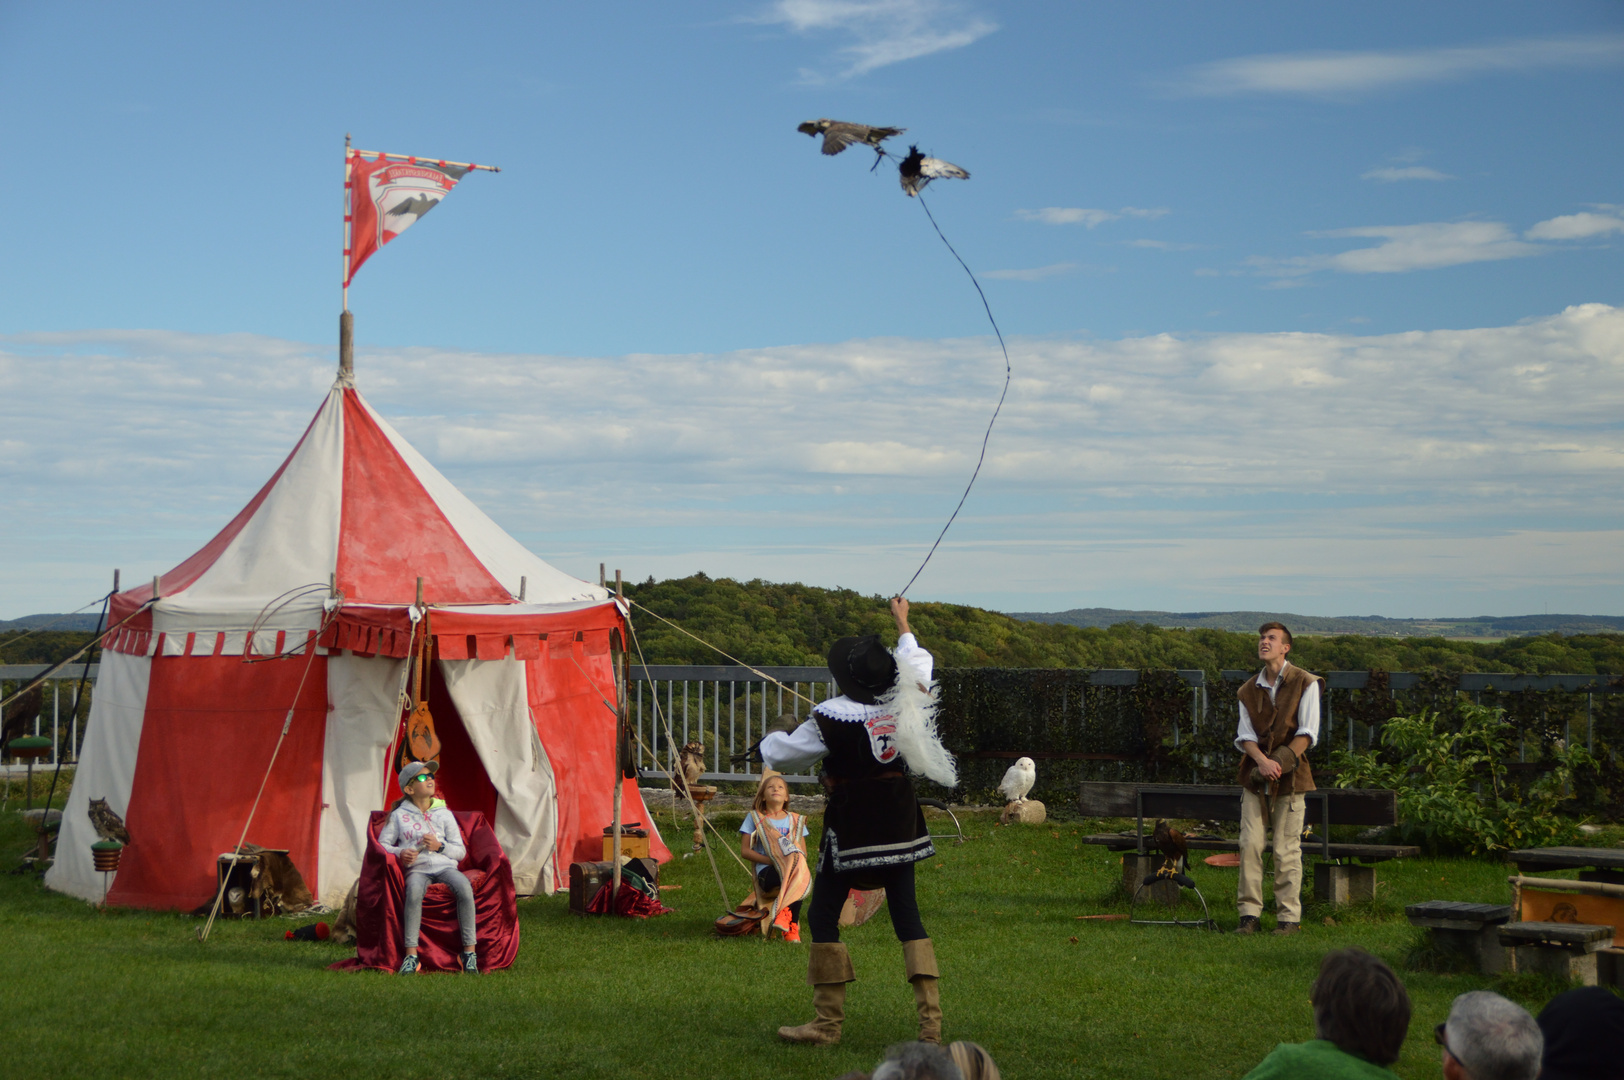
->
[[1236, 663, 1322, 795]]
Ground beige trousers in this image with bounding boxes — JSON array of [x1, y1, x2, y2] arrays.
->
[[1237, 788, 1305, 922]]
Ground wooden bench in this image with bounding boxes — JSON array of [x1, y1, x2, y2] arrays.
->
[[1077, 782, 1417, 906], [1405, 901, 1514, 974], [1498, 921, 1616, 985]]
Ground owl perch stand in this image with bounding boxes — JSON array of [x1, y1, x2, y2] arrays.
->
[[685, 786, 718, 852], [1130, 864, 1217, 931]]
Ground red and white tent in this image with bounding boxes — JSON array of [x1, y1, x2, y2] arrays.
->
[[48, 379, 666, 909]]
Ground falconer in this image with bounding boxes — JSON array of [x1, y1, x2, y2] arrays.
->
[[1234, 621, 1324, 936], [762, 596, 957, 1046]]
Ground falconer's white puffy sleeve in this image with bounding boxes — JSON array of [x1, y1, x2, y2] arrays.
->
[[895, 632, 932, 681], [762, 718, 827, 773]]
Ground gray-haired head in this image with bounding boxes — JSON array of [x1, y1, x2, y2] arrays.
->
[[872, 1042, 964, 1080], [1446, 991, 1543, 1080]]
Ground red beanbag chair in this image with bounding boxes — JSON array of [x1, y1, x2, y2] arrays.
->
[[330, 809, 519, 973]]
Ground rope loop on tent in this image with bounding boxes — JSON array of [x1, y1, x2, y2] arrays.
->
[[242, 583, 340, 664]]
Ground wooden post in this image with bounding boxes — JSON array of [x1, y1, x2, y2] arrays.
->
[[518, 575, 526, 602], [152, 575, 161, 599], [599, 563, 606, 588], [112, 569, 120, 593], [610, 570, 626, 905], [339, 310, 354, 380], [415, 576, 424, 608]]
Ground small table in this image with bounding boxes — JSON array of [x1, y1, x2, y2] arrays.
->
[[1507, 847, 1624, 883]]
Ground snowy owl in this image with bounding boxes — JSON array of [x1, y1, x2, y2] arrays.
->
[[998, 757, 1036, 803]]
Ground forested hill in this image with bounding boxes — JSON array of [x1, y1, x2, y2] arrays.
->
[[619, 576, 1624, 676], [5, 575, 1620, 674]]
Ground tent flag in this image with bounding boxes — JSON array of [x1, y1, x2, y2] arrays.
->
[[343, 146, 497, 288]]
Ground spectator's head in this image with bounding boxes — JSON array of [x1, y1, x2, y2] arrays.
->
[[1439, 991, 1542, 1080], [947, 1042, 1001, 1080], [1537, 986, 1624, 1080], [871, 1042, 964, 1080], [1310, 948, 1412, 1066], [1257, 622, 1293, 663]]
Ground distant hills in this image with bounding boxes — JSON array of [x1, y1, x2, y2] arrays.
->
[[0, 613, 105, 632], [1005, 608, 1624, 639]]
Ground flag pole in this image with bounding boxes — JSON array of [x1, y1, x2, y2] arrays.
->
[[340, 133, 354, 381], [348, 148, 501, 173]]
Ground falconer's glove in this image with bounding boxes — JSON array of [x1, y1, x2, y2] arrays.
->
[[1268, 744, 1299, 777]]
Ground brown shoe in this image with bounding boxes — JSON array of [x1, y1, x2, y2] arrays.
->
[[1272, 922, 1300, 936], [1233, 916, 1260, 935]]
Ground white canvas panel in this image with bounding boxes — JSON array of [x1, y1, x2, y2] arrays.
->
[[359, 395, 606, 608], [44, 651, 152, 903], [438, 658, 559, 895], [158, 386, 344, 631], [318, 653, 409, 907]]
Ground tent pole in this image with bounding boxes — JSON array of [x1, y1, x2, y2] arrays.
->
[[339, 311, 354, 380], [611, 570, 625, 904]]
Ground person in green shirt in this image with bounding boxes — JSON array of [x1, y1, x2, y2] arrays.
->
[[1245, 948, 1411, 1079]]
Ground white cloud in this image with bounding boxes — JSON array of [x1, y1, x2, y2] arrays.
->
[[1248, 221, 1544, 277], [2, 305, 1621, 614], [1361, 166, 1453, 182], [754, 0, 996, 79], [1526, 211, 1624, 241], [1016, 206, 1169, 228], [983, 262, 1077, 281], [1180, 34, 1624, 98], [1129, 239, 1199, 251]]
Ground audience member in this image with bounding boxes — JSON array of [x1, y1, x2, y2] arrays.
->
[[1536, 986, 1624, 1080], [871, 1041, 964, 1080], [1244, 948, 1411, 1077], [1436, 991, 1541, 1080], [947, 1041, 1001, 1080]]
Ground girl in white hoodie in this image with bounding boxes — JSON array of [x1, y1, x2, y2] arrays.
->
[[378, 761, 477, 974]]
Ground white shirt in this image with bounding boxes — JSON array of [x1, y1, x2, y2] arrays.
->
[[1234, 661, 1320, 752], [762, 633, 932, 773]]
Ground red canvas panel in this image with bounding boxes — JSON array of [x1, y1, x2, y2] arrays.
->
[[524, 633, 671, 875], [108, 654, 329, 911], [335, 391, 510, 607]]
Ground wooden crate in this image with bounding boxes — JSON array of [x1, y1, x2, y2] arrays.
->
[[602, 835, 651, 860]]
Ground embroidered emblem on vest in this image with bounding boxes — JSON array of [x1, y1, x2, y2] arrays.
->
[[865, 713, 899, 763]]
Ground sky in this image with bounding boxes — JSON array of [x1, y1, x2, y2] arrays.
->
[[1, 1, 1621, 619]]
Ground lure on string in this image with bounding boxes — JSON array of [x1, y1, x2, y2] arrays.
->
[[796, 119, 1008, 598]]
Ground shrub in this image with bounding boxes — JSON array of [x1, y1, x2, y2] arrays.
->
[[1331, 703, 1593, 855]]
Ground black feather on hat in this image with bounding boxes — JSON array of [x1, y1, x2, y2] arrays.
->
[[826, 635, 897, 705]]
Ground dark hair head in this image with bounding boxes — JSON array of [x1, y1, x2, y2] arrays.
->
[[1311, 948, 1411, 1066], [1258, 621, 1294, 647], [1538, 987, 1624, 1080]]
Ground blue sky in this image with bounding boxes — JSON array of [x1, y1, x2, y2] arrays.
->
[[2, 2, 1621, 619]]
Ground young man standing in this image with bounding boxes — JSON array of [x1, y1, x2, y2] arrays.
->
[[1234, 621, 1322, 935]]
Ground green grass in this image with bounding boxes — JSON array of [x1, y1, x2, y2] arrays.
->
[[1, 804, 1601, 1079]]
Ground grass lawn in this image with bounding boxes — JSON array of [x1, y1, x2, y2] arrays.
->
[[4, 802, 1612, 1080]]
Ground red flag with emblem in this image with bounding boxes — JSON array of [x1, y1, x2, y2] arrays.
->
[[345, 149, 493, 288]]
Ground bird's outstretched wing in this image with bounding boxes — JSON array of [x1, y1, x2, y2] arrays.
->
[[798, 119, 905, 156], [899, 146, 970, 197]]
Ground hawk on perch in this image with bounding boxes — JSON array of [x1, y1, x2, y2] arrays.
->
[[1150, 819, 1196, 889]]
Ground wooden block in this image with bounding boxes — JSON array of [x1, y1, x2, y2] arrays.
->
[[1315, 863, 1376, 905], [602, 835, 651, 860], [1122, 853, 1179, 907]]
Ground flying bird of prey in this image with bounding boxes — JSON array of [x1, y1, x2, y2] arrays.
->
[[998, 756, 1036, 804], [385, 195, 441, 222], [898, 145, 970, 197], [797, 118, 905, 157]]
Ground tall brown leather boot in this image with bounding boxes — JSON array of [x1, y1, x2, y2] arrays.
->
[[902, 937, 942, 1044], [778, 942, 855, 1045]]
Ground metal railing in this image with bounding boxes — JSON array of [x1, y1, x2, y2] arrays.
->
[[0, 664, 100, 767]]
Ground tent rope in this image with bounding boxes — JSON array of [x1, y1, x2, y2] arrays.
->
[[623, 598, 817, 708], [0, 597, 154, 715], [198, 603, 339, 942], [29, 593, 113, 831], [0, 595, 109, 660]]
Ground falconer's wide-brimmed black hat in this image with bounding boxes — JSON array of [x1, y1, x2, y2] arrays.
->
[[827, 635, 897, 705]]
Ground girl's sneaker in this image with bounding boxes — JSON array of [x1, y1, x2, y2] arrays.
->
[[460, 950, 479, 974], [784, 921, 801, 943], [398, 955, 420, 975]]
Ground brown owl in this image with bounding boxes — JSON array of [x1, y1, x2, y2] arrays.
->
[[88, 797, 130, 844]]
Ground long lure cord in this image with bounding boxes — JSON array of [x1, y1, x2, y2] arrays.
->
[[897, 193, 1012, 597]]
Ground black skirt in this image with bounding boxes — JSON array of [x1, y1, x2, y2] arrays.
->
[[819, 773, 934, 876]]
